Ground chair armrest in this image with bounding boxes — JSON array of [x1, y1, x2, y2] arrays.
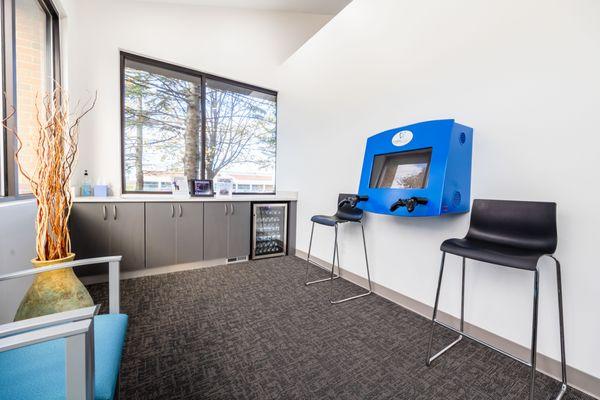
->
[[0, 256, 122, 282], [0, 319, 92, 353], [0, 318, 96, 399], [0, 305, 99, 339], [0, 256, 122, 314]]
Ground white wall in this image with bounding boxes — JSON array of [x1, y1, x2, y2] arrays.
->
[[0, 200, 36, 323], [277, 0, 600, 379], [61, 0, 332, 191]]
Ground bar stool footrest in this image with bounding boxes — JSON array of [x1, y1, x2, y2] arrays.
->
[[330, 290, 372, 304], [306, 275, 340, 286]]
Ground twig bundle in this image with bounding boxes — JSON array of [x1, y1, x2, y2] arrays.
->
[[6, 86, 96, 261]]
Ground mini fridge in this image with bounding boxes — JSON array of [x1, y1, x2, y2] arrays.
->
[[252, 203, 288, 259]]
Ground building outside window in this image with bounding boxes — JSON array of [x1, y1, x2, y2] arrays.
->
[[121, 53, 277, 195], [1, 0, 60, 198], [15, 0, 53, 194]]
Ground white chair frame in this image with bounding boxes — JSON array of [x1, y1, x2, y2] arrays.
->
[[0, 256, 122, 400]]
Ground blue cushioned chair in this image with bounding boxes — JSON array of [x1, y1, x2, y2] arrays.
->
[[0, 256, 128, 400]]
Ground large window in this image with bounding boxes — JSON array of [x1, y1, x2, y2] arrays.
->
[[1, 0, 60, 198], [121, 53, 277, 194]]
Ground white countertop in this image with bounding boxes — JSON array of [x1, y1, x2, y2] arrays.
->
[[73, 191, 297, 203]]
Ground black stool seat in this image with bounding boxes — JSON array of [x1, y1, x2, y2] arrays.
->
[[311, 214, 356, 226], [441, 238, 547, 271], [441, 199, 557, 271], [311, 195, 364, 226]]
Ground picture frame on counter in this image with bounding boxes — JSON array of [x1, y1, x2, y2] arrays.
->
[[190, 179, 214, 197], [171, 176, 190, 198], [214, 178, 234, 198]]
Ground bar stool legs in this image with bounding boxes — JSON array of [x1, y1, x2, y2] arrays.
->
[[329, 221, 372, 304], [305, 222, 341, 285], [426, 252, 465, 365], [530, 269, 540, 400], [304, 221, 372, 304], [425, 253, 568, 400], [552, 256, 568, 399]]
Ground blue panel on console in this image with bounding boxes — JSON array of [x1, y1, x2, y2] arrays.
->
[[357, 119, 472, 217]]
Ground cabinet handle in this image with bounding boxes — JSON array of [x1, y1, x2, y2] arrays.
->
[[179, 204, 183, 218], [113, 205, 117, 220], [102, 205, 107, 220], [171, 204, 175, 218], [224, 203, 228, 215], [231, 203, 235, 215]]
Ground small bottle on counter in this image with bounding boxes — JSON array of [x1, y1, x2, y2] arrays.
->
[[81, 170, 92, 197]]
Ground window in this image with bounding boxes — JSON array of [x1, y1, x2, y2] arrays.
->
[[1, 0, 60, 198], [121, 52, 277, 194]]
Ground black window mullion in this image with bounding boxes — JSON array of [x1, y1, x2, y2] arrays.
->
[[200, 74, 207, 180], [2, 0, 18, 197]]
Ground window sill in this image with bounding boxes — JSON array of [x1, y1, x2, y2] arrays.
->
[[0, 195, 36, 208]]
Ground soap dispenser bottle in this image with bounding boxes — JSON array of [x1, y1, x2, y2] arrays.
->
[[81, 170, 92, 197]]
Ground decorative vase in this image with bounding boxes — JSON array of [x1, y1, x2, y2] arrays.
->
[[14, 253, 94, 321]]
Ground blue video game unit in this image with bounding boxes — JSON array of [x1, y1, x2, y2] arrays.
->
[[356, 119, 473, 217]]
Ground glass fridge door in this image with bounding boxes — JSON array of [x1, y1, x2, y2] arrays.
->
[[252, 203, 288, 259]]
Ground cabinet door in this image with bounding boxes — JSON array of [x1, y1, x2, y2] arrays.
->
[[109, 203, 145, 271], [70, 203, 110, 276], [228, 202, 251, 258], [145, 203, 177, 268], [176, 203, 204, 264], [203, 202, 228, 260]]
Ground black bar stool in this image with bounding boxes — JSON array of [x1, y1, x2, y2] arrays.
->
[[425, 199, 567, 400], [305, 193, 372, 304]]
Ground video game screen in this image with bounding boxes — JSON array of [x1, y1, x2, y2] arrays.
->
[[370, 148, 432, 189]]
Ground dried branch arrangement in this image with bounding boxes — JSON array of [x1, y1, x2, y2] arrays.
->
[[5, 86, 96, 261]]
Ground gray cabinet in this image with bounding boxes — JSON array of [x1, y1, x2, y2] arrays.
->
[[203, 202, 250, 260], [109, 203, 145, 271], [70, 198, 284, 275], [70, 202, 145, 275], [145, 202, 204, 268], [70, 203, 109, 261], [228, 202, 251, 258], [203, 203, 229, 260], [176, 203, 204, 264], [145, 203, 177, 268]]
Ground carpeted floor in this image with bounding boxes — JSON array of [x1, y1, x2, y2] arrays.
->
[[87, 256, 594, 400]]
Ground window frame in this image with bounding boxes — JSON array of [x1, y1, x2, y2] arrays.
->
[[119, 51, 278, 195], [1, 0, 61, 200]]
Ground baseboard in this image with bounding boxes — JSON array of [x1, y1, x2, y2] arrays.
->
[[295, 249, 600, 399], [79, 258, 229, 285]]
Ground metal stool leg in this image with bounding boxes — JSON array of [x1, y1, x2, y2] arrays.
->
[[530, 269, 540, 400], [552, 256, 568, 400], [531, 260, 568, 400], [426, 253, 465, 366], [460, 257, 466, 332], [305, 221, 340, 286], [329, 220, 372, 304]]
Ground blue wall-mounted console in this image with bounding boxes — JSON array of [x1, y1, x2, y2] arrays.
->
[[357, 119, 473, 217]]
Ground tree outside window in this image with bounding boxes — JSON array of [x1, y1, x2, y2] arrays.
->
[[122, 55, 277, 194]]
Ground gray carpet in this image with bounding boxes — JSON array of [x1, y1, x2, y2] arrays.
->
[[87, 256, 594, 400]]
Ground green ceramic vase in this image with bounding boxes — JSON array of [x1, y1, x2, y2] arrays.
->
[[14, 253, 94, 321]]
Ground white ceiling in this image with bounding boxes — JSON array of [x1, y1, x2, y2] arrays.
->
[[130, 0, 353, 15]]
